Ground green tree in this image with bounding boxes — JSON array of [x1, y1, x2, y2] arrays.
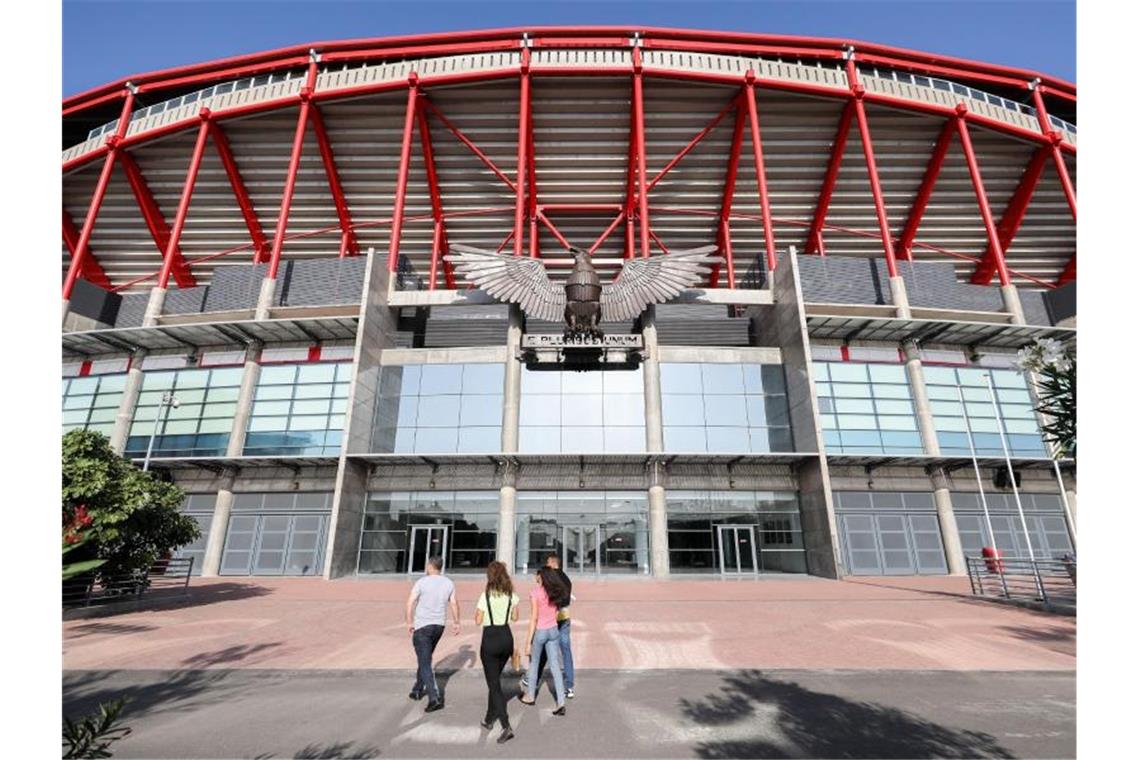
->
[[1016, 338, 1076, 459], [62, 430, 199, 577]]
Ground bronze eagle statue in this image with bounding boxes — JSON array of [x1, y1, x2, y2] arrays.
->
[[446, 244, 719, 339]]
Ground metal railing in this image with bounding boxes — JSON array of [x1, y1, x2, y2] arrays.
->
[[966, 555, 1075, 609], [62, 557, 194, 608]]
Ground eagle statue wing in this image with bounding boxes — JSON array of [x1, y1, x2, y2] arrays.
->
[[446, 244, 566, 322], [600, 245, 720, 322]]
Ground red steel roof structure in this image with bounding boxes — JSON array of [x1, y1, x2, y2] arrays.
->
[[61, 27, 1076, 298]]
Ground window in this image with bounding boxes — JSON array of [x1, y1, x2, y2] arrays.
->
[[666, 491, 804, 573], [358, 491, 499, 574], [62, 374, 126, 436], [924, 366, 1046, 457], [243, 362, 351, 456], [813, 361, 922, 454], [661, 363, 792, 453], [373, 363, 504, 454], [520, 366, 645, 454], [125, 366, 243, 458]]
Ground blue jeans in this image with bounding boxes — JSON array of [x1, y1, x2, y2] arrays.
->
[[527, 626, 565, 706], [537, 619, 575, 690], [412, 624, 444, 702]]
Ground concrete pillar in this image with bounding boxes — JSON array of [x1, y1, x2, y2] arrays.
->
[[109, 349, 148, 455], [200, 468, 237, 577], [902, 339, 940, 456], [502, 305, 522, 453], [142, 286, 167, 327], [225, 341, 263, 457], [1001, 284, 1026, 325], [647, 460, 670, 577], [931, 468, 966, 575], [888, 276, 912, 319], [497, 461, 519, 567], [641, 305, 665, 452], [254, 277, 278, 321]]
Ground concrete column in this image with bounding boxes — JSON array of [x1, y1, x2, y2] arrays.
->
[[931, 468, 966, 575], [142, 286, 167, 327], [497, 461, 519, 567], [647, 460, 670, 577], [901, 339, 940, 456], [225, 342, 263, 457], [1001, 284, 1026, 325], [888, 276, 912, 319], [200, 468, 237, 577], [109, 349, 148, 455], [641, 305, 665, 452], [254, 277, 278, 321], [501, 305, 523, 453]]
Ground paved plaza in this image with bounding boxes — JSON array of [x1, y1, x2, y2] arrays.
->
[[63, 576, 1076, 758]]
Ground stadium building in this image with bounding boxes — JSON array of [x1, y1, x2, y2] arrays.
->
[[61, 27, 1076, 579]]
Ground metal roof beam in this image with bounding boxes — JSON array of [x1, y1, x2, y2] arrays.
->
[[117, 149, 197, 289], [971, 145, 1050, 284], [206, 120, 270, 264], [710, 96, 746, 287], [419, 95, 517, 193], [62, 209, 112, 290], [306, 104, 360, 258], [744, 71, 777, 272], [415, 95, 455, 290], [513, 49, 532, 257], [804, 100, 855, 256], [894, 116, 957, 262], [955, 110, 1011, 287]]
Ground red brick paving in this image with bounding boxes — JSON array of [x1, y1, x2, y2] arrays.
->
[[63, 575, 1075, 672]]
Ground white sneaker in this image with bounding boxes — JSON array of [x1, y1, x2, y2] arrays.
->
[[567, 688, 575, 699]]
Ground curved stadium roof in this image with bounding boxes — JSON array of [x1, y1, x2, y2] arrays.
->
[[61, 27, 1076, 294]]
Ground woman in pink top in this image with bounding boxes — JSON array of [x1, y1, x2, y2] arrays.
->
[[519, 567, 570, 714]]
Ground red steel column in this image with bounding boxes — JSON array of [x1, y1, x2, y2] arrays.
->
[[955, 107, 1011, 288], [1030, 86, 1077, 220], [513, 47, 531, 256], [970, 145, 1050, 284], [387, 75, 420, 273], [309, 105, 359, 257], [267, 70, 316, 280], [804, 101, 855, 255], [157, 113, 211, 288], [62, 210, 112, 289], [207, 121, 270, 263], [633, 47, 651, 258], [119, 149, 196, 288], [63, 88, 134, 300], [711, 97, 746, 287], [847, 60, 899, 279], [417, 96, 451, 290], [895, 117, 957, 261], [744, 71, 777, 272]]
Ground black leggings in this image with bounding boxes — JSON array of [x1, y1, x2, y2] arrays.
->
[[480, 625, 514, 729]]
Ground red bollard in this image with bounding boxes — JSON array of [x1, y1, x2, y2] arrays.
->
[[982, 546, 1004, 573]]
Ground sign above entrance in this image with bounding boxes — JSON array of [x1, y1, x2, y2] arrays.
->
[[521, 334, 644, 349], [447, 243, 718, 340]]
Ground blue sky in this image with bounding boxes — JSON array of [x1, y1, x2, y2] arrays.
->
[[62, 0, 1075, 97]]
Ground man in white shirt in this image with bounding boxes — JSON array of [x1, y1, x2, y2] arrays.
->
[[405, 555, 460, 712]]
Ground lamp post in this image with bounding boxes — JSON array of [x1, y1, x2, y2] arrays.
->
[[142, 392, 179, 472]]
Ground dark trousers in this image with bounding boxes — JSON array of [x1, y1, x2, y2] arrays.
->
[[480, 625, 514, 729], [412, 624, 445, 703]]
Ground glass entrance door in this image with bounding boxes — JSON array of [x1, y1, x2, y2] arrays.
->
[[562, 525, 600, 574], [407, 525, 449, 574], [717, 525, 759, 575]]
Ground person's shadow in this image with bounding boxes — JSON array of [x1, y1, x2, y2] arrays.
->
[[435, 644, 477, 698]]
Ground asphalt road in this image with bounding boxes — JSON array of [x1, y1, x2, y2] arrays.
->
[[62, 668, 1074, 759]]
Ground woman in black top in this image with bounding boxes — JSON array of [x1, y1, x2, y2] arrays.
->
[[474, 560, 520, 744]]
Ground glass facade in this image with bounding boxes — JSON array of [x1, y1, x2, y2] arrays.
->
[[924, 366, 1046, 457], [358, 491, 499, 574], [813, 361, 923, 454], [661, 363, 792, 453], [373, 363, 504, 453], [665, 490, 805, 573], [515, 492, 649, 574], [244, 362, 351, 455], [519, 367, 645, 454], [62, 374, 126, 436], [125, 367, 243, 458]]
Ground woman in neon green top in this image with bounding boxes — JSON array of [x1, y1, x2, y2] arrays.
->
[[474, 560, 520, 744]]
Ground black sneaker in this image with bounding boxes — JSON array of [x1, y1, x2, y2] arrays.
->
[[425, 701, 444, 713], [408, 690, 424, 701], [480, 719, 494, 730], [552, 705, 566, 716], [497, 728, 515, 744]]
